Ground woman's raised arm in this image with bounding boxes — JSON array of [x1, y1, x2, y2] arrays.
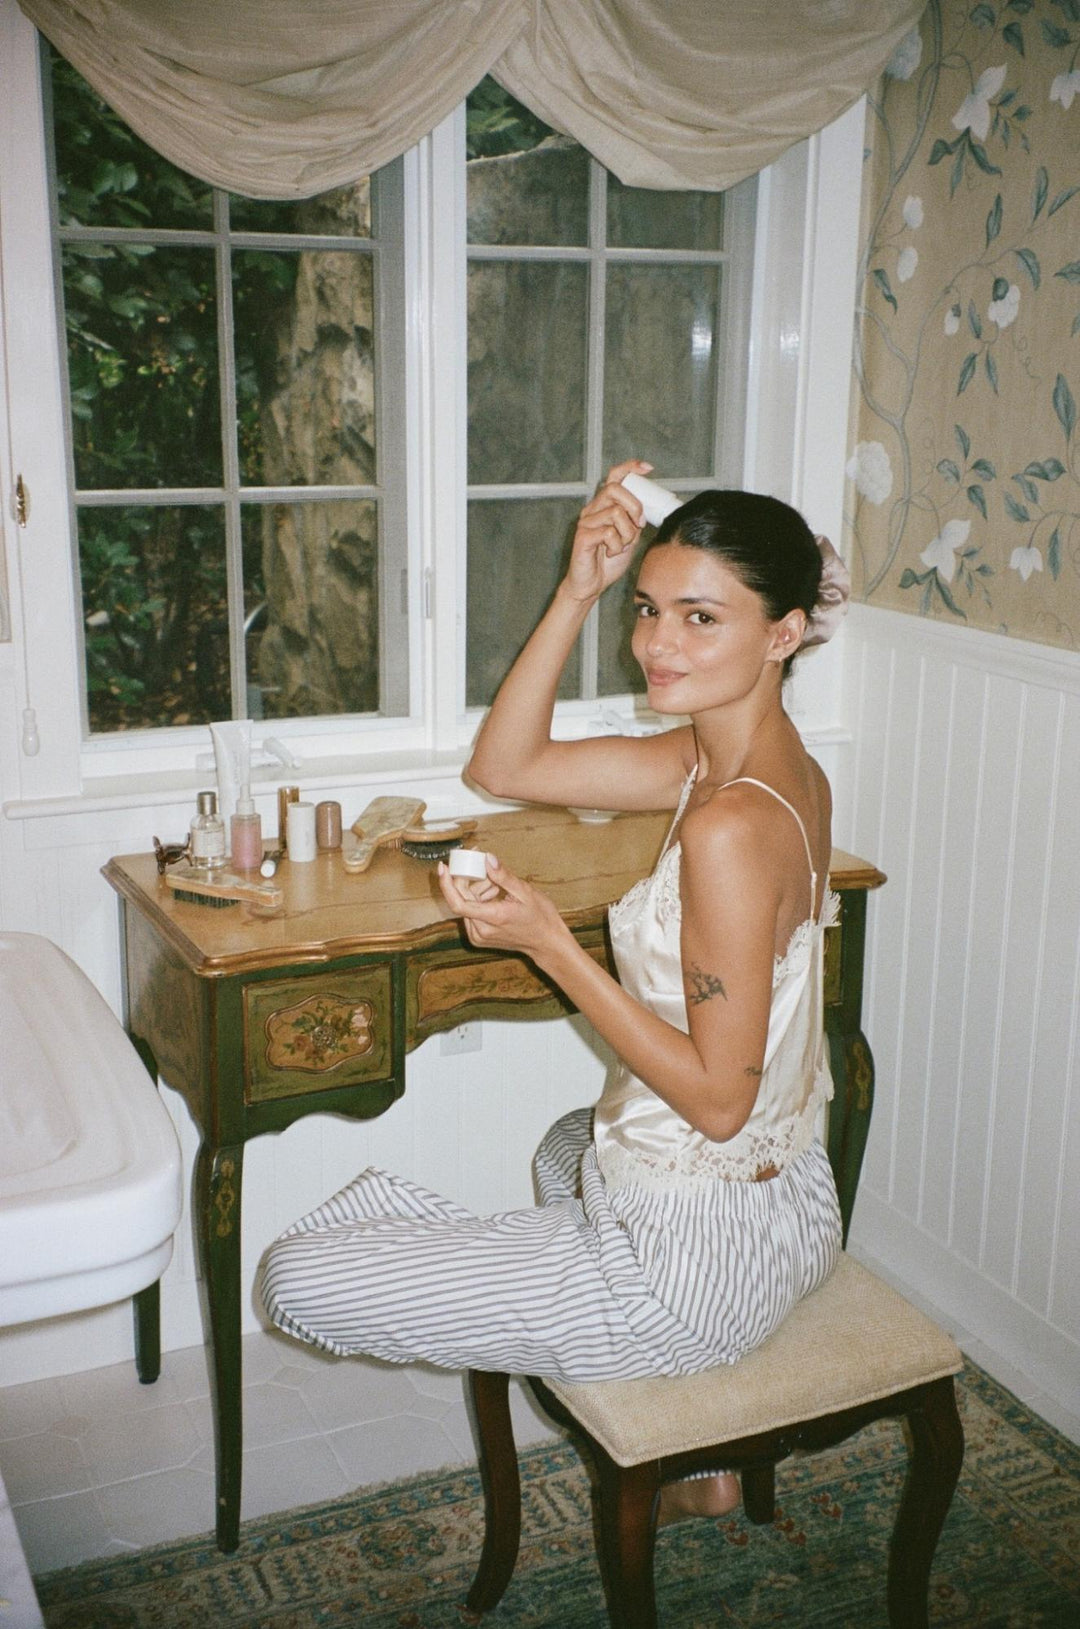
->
[[467, 459, 690, 813]]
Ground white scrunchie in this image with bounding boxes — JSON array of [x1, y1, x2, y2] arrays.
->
[[801, 535, 851, 647]]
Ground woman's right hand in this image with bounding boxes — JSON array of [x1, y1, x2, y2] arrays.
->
[[561, 459, 653, 603]]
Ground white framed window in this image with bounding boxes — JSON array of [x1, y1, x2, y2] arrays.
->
[[0, 0, 857, 808]]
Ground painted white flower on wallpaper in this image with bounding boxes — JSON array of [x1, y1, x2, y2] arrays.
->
[[846, 441, 893, 504], [987, 282, 1020, 327], [920, 519, 971, 582], [952, 64, 1007, 140], [1049, 68, 1080, 107], [1010, 544, 1044, 580], [848, 0, 1080, 644]]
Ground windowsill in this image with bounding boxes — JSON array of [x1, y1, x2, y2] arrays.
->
[[2, 720, 853, 823]]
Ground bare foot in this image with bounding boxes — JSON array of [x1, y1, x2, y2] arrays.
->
[[657, 1472, 741, 1525]]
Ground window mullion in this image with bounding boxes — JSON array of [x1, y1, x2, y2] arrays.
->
[[580, 157, 608, 703], [214, 191, 247, 721]]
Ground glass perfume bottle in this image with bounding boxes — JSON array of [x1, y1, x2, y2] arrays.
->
[[230, 785, 263, 871], [190, 790, 226, 870]]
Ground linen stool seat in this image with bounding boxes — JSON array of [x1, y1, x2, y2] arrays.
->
[[465, 1254, 964, 1629]]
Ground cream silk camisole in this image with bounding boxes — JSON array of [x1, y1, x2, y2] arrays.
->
[[594, 773, 839, 1190]]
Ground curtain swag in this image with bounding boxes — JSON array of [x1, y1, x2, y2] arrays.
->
[[18, 0, 926, 197]]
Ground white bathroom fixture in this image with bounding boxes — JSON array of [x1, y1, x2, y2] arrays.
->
[[0, 933, 182, 1326]]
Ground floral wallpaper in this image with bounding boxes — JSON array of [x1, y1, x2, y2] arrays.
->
[[847, 0, 1080, 648]]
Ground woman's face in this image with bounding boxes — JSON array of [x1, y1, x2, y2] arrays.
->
[[630, 542, 788, 715]]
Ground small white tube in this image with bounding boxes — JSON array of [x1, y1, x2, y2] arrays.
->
[[286, 801, 317, 862], [621, 473, 682, 528], [448, 847, 490, 879], [210, 720, 252, 825]]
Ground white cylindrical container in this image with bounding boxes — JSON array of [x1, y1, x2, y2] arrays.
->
[[286, 800, 317, 863], [448, 847, 490, 879], [621, 472, 682, 528]]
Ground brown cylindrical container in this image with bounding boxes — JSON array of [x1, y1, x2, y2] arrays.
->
[[315, 800, 342, 850], [277, 785, 300, 850]]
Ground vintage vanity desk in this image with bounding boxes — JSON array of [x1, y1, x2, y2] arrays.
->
[[103, 807, 883, 1553]]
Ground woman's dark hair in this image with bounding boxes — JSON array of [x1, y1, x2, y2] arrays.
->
[[648, 489, 821, 675]]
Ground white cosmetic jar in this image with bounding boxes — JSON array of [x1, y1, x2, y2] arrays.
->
[[447, 847, 490, 880]]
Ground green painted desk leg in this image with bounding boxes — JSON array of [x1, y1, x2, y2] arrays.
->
[[827, 891, 876, 1247], [195, 1139, 245, 1554], [129, 1031, 164, 1384]]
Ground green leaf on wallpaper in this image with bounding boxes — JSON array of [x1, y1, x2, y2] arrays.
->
[[967, 484, 988, 518], [1048, 186, 1080, 217], [1054, 373, 1076, 439], [958, 353, 977, 393], [1015, 474, 1039, 504], [952, 149, 965, 196], [1073, 312, 1080, 337], [1054, 262, 1080, 284], [955, 423, 971, 459], [985, 352, 999, 393], [1005, 492, 1031, 522], [972, 458, 997, 479], [986, 195, 1003, 246], [928, 136, 958, 165], [1041, 20, 1073, 46], [1032, 168, 1048, 221], [967, 136, 1002, 177], [1005, 0, 1034, 13], [933, 575, 966, 618], [872, 268, 898, 312], [970, 2, 995, 23], [1015, 247, 1040, 287], [937, 459, 962, 483], [968, 300, 983, 338], [1048, 527, 1061, 579], [992, 277, 1010, 301], [1012, 105, 1032, 121], [898, 568, 923, 588], [1023, 460, 1064, 480], [1003, 20, 1025, 52]]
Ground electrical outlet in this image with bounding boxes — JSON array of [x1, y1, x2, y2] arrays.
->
[[440, 1022, 481, 1055]]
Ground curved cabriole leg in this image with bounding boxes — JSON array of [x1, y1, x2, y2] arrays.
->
[[465, 1370, 521, 1616], [597, 1456, 662, 1629], [742, 1463, 777, 1524], [887, 1378, 964, 1629]]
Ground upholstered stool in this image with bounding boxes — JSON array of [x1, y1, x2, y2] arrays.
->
[[466, 1254, 964, 1629]]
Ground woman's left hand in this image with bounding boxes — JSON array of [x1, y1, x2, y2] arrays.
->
[[437, 854, 567, 963]]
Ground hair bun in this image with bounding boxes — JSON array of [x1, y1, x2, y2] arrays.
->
[[801, 536, 851, 647]]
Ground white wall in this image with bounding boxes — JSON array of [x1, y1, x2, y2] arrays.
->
[[835, 601, 1080, 1429]]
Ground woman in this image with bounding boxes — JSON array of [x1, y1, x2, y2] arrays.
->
[[259, 459, 848, 1519]]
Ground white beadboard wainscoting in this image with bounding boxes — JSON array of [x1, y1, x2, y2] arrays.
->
[[835, 602, 1080, 1429]]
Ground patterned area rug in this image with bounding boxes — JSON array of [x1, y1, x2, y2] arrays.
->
[[36, 1361, 1080, 1628]]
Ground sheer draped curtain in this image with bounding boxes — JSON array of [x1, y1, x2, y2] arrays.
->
[[17, 0, 924, 196]]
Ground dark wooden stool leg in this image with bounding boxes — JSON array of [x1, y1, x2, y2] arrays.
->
[[742, 1463, 776, 1524], [596, 1456, 662, 1629], [465, 1370, 521, 1616], [887, 1378, 964, 1629]]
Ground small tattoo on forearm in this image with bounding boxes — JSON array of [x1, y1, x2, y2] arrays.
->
[[686, 963, 727, 1005], [744, 1065, 763, 1078]]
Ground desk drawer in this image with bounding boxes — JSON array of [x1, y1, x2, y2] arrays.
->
[[243, 966, 393, 1103], [405, 930, 609, 1048]]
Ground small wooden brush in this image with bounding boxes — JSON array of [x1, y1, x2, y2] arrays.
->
[[343, 796, 427, 873], [164, 863, 284, 909]]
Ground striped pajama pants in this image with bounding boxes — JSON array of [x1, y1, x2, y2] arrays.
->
[[258, 1109, 841, 1385]]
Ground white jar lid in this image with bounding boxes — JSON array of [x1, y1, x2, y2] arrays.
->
[[447, 847, 490, 879]]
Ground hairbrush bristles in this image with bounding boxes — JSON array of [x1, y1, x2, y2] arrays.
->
[[399, 818, 477, 862], [168, 886, 239, 908]]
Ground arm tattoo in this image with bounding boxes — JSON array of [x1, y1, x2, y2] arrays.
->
[[685, 962, 727, 1005], [744, 1064, 763, 1079]]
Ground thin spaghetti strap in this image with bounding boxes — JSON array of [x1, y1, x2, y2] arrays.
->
[[719, 775, 819, 921], [660, 765, 697, 858]]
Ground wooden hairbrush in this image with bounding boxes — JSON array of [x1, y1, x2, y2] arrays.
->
[[343, 796, 427, 873]]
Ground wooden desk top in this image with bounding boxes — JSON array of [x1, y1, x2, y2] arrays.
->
[[103, 805, 885, 978]]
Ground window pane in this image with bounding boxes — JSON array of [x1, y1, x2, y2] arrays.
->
[[602, 264, 719, 475], [606, 178, 723, 250], [229, 180, 372, 238], [598, 568, 649, 697], [466, 80, 586, 247], [234, 248, 375, 487], [466, 498, 582, 707], [468, 262, 588, 483], [243, 501, 381, 719], [63, 243, 221, 490], [79, 506, 228, 732], [49, 50, 213, 231]]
